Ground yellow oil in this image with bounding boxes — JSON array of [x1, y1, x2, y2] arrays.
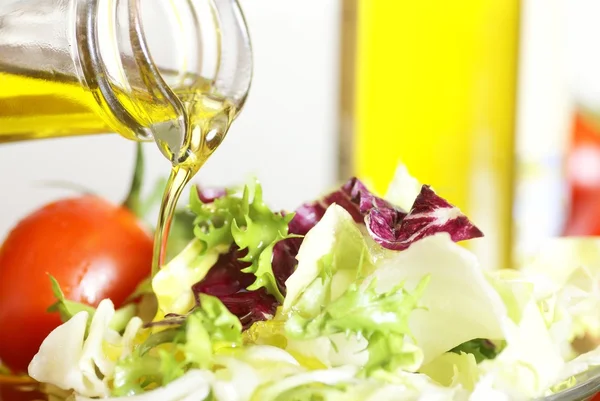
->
[[151, 95, 237, 275], [0, 70, 215, 143], [0, 69, 236, 274], [0, 71, 115, 142]]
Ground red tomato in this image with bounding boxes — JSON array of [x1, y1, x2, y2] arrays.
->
[[591, 392, 600, 401], [0, 195, 153, 373]]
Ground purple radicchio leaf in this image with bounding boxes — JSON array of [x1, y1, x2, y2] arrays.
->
[[191, 247, 278, 330], [273, 179, 395, 288], [290, 178, 482, 252], [272, 237, 300, 292], [188, 187, 300, 330], [288, 177, 406, 236], [193, 185, 299, 296], [366, 185, 484, 250], [288, 177, 406, 235], [196, 186, 227, 204]]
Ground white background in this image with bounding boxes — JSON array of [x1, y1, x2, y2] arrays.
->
[[2, 0, 600, 251], [512, 0, 600, 264], [0, 0, 341, 235]]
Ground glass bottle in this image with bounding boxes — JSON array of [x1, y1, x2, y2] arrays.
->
[[0, 0, 252, 164]]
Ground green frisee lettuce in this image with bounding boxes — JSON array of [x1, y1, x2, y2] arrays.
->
[[47, 275, 135, 333], [112, 294, 242, 396], [189, 179, 295, 301]]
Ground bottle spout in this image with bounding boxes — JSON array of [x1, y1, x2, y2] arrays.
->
[[151, 117, 188, 165]]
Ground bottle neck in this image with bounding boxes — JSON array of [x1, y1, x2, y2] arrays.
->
[[74, 0, 180, 144], [0, 0, 252, 165]]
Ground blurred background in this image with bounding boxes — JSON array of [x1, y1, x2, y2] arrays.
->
[[1, 0, 600, 271]]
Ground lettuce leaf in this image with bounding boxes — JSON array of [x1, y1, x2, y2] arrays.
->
[[283, 204, 375, 315], [152, 239, 221, 317], [252, 369, 467, 401], [250, 366, 358, 401], [419, 351, 480, 391], [474, 300, 565, 399], [244, 313, 369, 370], [520, 237, 600, 297], [286, 278, 428, 374], [282, 204, 428, 374], [28, 300, 143, 398], [369, 234, 508, 364], [77, 370, 213, 401], [521, 237, 600, 341], [48, 275, 137, 333], [383, 164, 423, 212], [47, 275, 96, 324], [112, 294, 242, 396], [449, 339, 504, 363]]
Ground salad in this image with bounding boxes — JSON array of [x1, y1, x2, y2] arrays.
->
[[8, 164, 600, 401]]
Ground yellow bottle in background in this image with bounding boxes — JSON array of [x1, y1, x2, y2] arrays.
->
[[353, 1, 521, 270]]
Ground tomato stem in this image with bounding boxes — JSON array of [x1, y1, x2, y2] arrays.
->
[[123, 143, 145, 217]]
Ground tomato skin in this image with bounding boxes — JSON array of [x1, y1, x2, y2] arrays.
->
[[0, 195, 153, 373]]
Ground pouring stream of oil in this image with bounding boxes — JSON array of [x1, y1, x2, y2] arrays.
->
[[152, 166, 195, 272], [150, 93, 237, 275]]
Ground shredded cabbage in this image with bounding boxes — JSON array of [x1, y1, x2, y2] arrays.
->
[[29, 299, 142, 398]]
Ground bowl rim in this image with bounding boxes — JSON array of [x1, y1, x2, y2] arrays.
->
[[538, 366, 600, 401]]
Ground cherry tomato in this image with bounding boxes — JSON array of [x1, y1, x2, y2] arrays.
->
[[0, 195, 153, 373], [591, 392, 600, 401]]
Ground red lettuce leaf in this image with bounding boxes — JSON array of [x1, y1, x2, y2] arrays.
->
[[189, 185, 300, 330], [196, 186, 227, 204], [290, 178, 482, 251], [289, 177, 407, 236], [366, 185, 483, 250], [272, 239, 299, 292], [191, 248, 278, 329]]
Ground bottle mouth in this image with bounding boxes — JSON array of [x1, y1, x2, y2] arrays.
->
[[75, 0, 253, 164]]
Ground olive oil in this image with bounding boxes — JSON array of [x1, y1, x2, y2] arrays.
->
[[0, 71, 113, 142], [0, 69, 215, 143], [151, 96, 237, 275], [0, 68, 237, 274]]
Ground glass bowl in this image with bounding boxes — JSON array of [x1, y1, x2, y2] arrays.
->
[[538, 367, 600, 401]]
